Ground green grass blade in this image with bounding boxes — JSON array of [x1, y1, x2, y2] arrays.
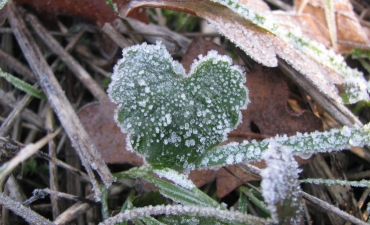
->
[[0, 69, 46, 99]]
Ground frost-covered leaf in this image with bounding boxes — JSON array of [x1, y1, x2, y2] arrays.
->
[[118, 166, 223, 208], [211, 0, 369, 104], [260, 142, 303, 224], [196, 123, 370, 168], [108, 42, 248, 170], [116, 0, 278, 67], [117, 0, 369, 105]]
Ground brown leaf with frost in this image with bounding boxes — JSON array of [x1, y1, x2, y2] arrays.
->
[[116, 0, 278, 67], [294, 0, 369, 53], [115, 0, 350, 105]]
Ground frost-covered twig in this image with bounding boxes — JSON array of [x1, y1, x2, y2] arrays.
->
[[0, 193, 55, 225], [301, 192, 368, 225], [99, 204, 273, 225], [301, 178, 370, 187]]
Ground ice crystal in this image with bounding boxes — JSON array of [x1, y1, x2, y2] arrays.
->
[[195, 123, 370, 169], [260, 142, 303, 224], [301, 178, 370, 187], [154, 168, 196, 190], [108, 42, 248, 170]]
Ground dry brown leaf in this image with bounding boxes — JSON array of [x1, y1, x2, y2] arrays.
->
[[116, 0, 278, 67], [13, 0, 149, 26], [235, 64, 323, 137], [77, 101, 144, 166], [294, 0, 369, 53]]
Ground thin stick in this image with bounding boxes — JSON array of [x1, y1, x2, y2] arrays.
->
[[101, 23, 130, 48], [0, 89, 44, 129], [54, 193, 95, 224], [45, 107, 60, 219], [278, 59, 362, 127], [7, 3, 114, 200], [0, 93, 34, 136], [0, 48, 35, 81], [301, 192, 368, 225], [0, 193, 55, 225], [24, 11, 108, 102], [41, 188, 100, 206], [0, 128, 61, 190]]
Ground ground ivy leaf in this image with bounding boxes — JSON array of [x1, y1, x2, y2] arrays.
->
[[108, 42, 248, 170]]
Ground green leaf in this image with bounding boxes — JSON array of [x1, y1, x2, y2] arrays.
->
[[0, 69, 46, 100], [117, 167, 222, 209], [159, 215, 229, 225], [239, 187, 270, 216], [108, 42, 248, 170]]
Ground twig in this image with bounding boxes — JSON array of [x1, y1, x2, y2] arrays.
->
[[0, 128, 61, 191], [45, 107, 60, 219], [301, 192, 368, 225], [0, 92, 34, 136], [239, 162, 367, 224], [0, 193, 55, 225], [101, 22, 131, 48], [0, 48, 35, 81], [40, 188, 100, 206], [7, 3, 114, 200], [0, 89, 44, 129], [53, 193, 95, 224], [278, 59, 362, 127], [24, 11, 108, 102]]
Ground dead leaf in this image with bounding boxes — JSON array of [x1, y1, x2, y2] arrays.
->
[[13, 0, 149, 26], [77, 101, 144, 166], [116, 0, 278, 67], [235, 64, 323, 137], [294, 0, 369, 53], [115, 0, 350, 106], [181, 36, 226, 73]]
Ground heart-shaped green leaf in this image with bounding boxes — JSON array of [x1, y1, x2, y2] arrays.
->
[[108, 42, 248, 170]]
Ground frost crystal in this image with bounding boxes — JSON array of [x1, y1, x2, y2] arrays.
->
[[154, 168, 196, 190], [260, 142, 303, 224], [108, 42, 248, 170]]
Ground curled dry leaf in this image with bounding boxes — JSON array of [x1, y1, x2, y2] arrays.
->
[[294, 0, 369, 53]]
